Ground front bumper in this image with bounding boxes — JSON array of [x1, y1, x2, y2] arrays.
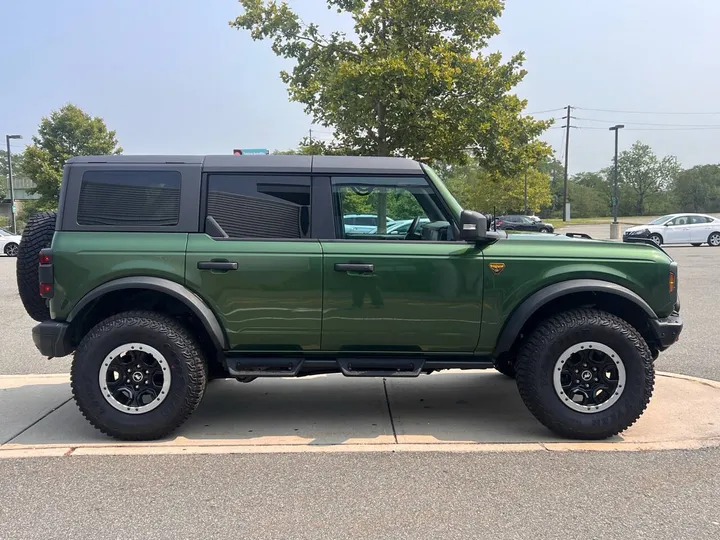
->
[[648, 313, 683, 350], [623, 229, 651, 243], [32, 321, 74, 358]]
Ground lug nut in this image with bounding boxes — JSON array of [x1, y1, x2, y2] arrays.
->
[[585, 384, 590, 388], [135, 385, 139, 389], [594, 378, 598, 381]]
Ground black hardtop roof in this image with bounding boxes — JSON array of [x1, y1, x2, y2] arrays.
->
[[66, 155, 424, 175]]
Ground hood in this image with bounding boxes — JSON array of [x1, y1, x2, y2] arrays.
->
[[624, 225, 649, 233]]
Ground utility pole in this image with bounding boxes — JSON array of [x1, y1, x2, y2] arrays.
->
[[523, 168, 528, 215], [308, 129, 313, 145], [562, 105, 571, 221], [609, 124, 625, 239], [5, 134, 22, 235]]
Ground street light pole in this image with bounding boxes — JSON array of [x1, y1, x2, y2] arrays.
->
[[524, 167, 528, 215], [608, 125, 624, 239], [5, 135, 23, 235]]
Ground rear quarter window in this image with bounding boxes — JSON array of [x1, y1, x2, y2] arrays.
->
[[77, 170, 181, 226]]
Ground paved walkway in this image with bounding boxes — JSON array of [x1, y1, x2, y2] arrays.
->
[[2, 370, 719, 458]]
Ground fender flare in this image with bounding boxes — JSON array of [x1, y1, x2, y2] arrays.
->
[[67, 276, 227, 351], [493, 279, 656, 356]]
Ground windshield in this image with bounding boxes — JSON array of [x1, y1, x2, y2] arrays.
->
[[648, 215, 674, 225], [421, 164, 462, 222]]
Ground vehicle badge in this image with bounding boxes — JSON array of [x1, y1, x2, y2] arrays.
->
[[489, 262, 505, 276]]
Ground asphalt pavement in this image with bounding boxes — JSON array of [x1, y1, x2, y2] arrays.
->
[[1, 451, 719, 540]]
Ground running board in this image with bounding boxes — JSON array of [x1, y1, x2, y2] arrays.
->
[[226, 357, 304, 377], [336, 358, 424, 377]]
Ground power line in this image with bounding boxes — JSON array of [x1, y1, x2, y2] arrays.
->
[[525, 107, 566, 115], [575, 125, 720, 131], [575, 106, 720, 115], [574, 117, 720, 127]]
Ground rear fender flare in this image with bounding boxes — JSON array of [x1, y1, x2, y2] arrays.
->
[[493, 279, 656, 357], [67, 277, 227, 351]]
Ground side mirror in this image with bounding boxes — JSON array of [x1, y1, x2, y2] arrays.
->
[[460, 210, 488, 242], [664, 222, 670, 227]]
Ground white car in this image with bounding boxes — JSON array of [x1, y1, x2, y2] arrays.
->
[[623, 213, 720, 247], [0, 228, 21, 257]]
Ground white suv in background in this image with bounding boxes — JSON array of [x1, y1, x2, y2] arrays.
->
[[623, 213, 720, 247], [0, 228, 21, 257]]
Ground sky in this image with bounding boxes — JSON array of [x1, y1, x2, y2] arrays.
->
[[2, 0, 720, 175]]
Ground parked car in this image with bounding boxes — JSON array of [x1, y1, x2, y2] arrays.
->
[[343, 214, 395, 234], [19, 154, 681, 442], [494, 215, 555, 233], [385, 218, 431, 236], [623, 213, 720, 247], [0, 228, 21, 257]]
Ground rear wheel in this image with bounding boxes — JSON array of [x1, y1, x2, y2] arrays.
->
[[3, 242, 18, 257], [71, 311, 207, 440], [515, 308, 654, 439], [708, 232, 720, 247], [16, 211, 57, 321]]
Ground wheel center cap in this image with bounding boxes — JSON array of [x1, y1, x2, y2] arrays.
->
[[132, 371, 144, 383], [581, 370, 593, 382]]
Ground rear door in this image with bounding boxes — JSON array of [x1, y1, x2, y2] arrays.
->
[[320, 174, 484, 353], [689, 215, 714, 243], [185, 173, 323, 351]]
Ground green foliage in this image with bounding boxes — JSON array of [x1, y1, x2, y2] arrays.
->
[[617, 141, 680, 216], [672, 165, 720, 213], [0, 150, 27, 201], [20, 104, 122, 210], [442, 162, 551, 214], [232, 0, 551, 173]]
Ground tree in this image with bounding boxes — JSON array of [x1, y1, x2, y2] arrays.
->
[[443, 162, 551, 214], [616, 142, 679, 216], [20, 104, 122, 210], [231, 0, 551, 174], [672, 164, 720, 213], [0, 150, 28, 201]]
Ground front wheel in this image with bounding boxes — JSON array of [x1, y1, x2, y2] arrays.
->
[[648, 233, 663, 246], [71, 311, 207, 440], [515, 308, 654, 439], [539, 228, 549, 234]]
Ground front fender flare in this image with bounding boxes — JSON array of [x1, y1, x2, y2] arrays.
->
[[67, 276, 227, 351], [493, 279, 656, 357]]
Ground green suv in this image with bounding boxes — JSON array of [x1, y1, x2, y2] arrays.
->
[[18, 155, 683, 441]]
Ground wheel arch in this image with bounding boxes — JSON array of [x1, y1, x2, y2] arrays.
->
[[493, 279, 657, 359], [67, 277, 227, 354]]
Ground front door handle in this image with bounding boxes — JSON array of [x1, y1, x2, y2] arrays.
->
[[334, 263, 374, 273], [198, 260, 238, 271]]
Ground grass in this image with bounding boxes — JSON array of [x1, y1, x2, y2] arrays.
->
[[555, 216, 654, 226]]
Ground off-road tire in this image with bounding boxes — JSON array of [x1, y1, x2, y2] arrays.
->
[[494, 357, 516, 379], [515, 308, 654, 440], [16, 211, 57, 321], [71, 311, 208, 441]]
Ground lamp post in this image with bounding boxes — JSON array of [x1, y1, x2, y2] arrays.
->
[[5, 134, 23, 235], [608, 125, 624, 239]]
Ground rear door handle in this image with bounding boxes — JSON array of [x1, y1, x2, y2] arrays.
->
[[198, 260, 238, 271], [334, 263, 374, 273]]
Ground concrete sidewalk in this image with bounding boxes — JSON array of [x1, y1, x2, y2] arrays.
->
[[1, 370, 719, 458]]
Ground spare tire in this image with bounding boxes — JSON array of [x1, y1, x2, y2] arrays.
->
[[17, 211, 57, 322]]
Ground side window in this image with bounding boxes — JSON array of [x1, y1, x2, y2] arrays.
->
[[331, 176, 453, 241], [205, 175, 311, 239], [77, 170, 181, 226]]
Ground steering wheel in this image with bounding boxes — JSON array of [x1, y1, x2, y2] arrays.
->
[[405, 216, 421, 240]]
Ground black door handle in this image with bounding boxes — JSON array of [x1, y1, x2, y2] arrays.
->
[[334, 263, 374, 273], [198, 260, 238, 271]]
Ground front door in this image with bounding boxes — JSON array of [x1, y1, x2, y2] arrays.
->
[[320, 175, 484, 353], [663, 215, 692, 244], [185, 173, 323, 351]]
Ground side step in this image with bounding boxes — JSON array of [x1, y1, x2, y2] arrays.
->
[[226, 357, 304, 377], [336, 358, 424, 377]]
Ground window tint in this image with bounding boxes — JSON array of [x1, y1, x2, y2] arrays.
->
[[691, 216, 712, 224], [332, 176, 452, 241], [206, 175, 311, 239], [77, 170, 181, 226]]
